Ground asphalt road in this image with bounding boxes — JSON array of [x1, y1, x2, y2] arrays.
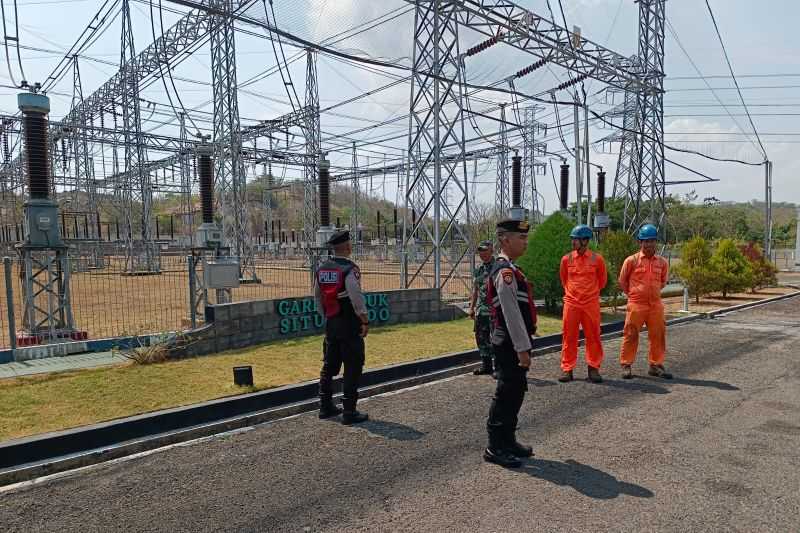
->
[[2, 296, 799, 532]]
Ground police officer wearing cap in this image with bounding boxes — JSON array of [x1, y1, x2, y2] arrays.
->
[[314, 230, 369, 425], [469, 240, 496, 376], [484, 218, 538, 468]]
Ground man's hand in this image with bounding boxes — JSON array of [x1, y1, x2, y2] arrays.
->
[[360, 323, 369, 338], [468, 308, 475, 319], [517, 351, 531, 369]]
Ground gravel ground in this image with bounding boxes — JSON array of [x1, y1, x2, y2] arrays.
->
[[1, 296, 799, 533]]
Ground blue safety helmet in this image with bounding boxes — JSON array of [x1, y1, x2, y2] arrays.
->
[[569, 224, 593, 239], [637, 224, 659, 241]]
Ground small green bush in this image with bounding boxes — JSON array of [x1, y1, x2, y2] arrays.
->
[[674, 236, 717, 303], [516, 212, 574, 312], [710, 238, 753, 298], [739, 242, 778, 292], [599, 230, 639, 309]]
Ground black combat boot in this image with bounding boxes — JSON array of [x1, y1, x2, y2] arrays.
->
[[342, 410, 369, 425], [558, 369, 573, 383], [505, 428, 534, 458], [587, 366, 603, 384], [648, 364, 673, 379], [622, 365, 633, 379], [318, 398, 342, 419], [484, 423, 521, 468], [473, 356, 494, 375]]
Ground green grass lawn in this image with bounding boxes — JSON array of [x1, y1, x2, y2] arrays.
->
[[0, 316, 564, 442]]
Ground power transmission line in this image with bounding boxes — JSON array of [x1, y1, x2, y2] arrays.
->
[[704, 0, 768, 160]]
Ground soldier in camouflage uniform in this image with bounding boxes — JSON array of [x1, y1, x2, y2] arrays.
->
[[469, 240, 496, 375]]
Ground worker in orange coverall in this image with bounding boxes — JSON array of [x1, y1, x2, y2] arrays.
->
[[618, 224, 673, 380], [558, 224, 607, 384]]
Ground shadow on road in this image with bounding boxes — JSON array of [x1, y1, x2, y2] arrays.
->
[[519, 459, 654, 500], [597, 378, 670, 395], [643, 376, 739, 391], [356, 419, 426, 441], [527, 377, 558, 387]]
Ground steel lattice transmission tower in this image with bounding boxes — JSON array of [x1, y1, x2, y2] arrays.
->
[[522, 105, 545, 222], [614, 0, 666, 232], [495, 104, 509, 217], [304, 49, 320, 250], [350, 141, 359, 235], [211, 0, 257, 280], [404, 0, 470, 291], [70, 55, 96, 237], [120, 0, 157, 273]]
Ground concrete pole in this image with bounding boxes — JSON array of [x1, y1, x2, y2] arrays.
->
[[573, 101, 582, 224], [584, 102, 592, 226], [764, 160, 772, 258], [794, 205, 800, 271]]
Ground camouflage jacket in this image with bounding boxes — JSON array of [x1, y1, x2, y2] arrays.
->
[[472, 258, 496, 316]]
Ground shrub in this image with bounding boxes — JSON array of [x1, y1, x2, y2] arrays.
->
[[516, 211, 574, 312], [599, 231, 639, 310], [739, 242, 778, 292], [674, 236, 717, 303], [710, 239, 753, 298]]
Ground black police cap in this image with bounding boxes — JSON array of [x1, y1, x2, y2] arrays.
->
[[496, 218, 530, 234], [477, 240, 493, 251], [327, 230, 350, 246]]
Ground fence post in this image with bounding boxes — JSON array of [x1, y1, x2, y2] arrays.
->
[[4, 257, 17, 358], [188, 255, 197, 329], [682, 286, 689, 313]]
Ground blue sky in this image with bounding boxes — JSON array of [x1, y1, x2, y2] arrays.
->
[[1, 0, 798, 213]]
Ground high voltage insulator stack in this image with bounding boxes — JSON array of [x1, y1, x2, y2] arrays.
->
[[514, 58, 548, 79], [17, 90, 83, 345], [465, 33, 504, 56], [553, 72, 593, 92]]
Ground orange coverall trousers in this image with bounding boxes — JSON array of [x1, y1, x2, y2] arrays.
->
[[619, 303, 666, 366], [561, 301, 604, 371]]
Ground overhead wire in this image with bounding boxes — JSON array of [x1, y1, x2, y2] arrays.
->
[[703, 0, 768, 160], [665, 18, 761, 159], [149, 0, 201, 136], [262, 0, 300, 110], [1, 0, 25, 86], [589, 109, 763, 166]]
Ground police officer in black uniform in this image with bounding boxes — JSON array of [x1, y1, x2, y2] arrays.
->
[[314, 230, 369, 425], [484, 218, 537, 468]]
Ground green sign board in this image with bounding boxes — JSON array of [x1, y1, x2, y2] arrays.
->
[[277, 293, 391, 334]]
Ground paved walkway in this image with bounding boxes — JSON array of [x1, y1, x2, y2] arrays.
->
[[1, 295, 798, 532], [0, 351, 125, 379]]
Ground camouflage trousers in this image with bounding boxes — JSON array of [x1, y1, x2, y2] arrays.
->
[[474, 314, 495, 367]]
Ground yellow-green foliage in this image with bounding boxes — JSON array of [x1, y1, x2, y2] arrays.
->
[[710, 239, 753, 298], [675, 236, 717, 303]]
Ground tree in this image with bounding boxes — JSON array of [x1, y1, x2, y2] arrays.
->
[[516, 211, 574, 312], [710, 239, 753, 298], [674, 236, 716, 303], [739, 242, 778, 292], [599, 230, 639, 310]]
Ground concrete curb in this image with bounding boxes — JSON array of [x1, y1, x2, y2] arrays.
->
[[0, 362, 476, 487], [1, 290, 797, 487]]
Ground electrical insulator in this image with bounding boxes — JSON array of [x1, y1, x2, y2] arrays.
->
[[319, 158, 331, 227], [197, 146, 214, 224], [559, 164, 570, 211], [596, 171, 606, 214], [515, 58, 548, 79], [466, 32, 504, 57], [511, 155, 522, 208], [19, 93, 51, 200]]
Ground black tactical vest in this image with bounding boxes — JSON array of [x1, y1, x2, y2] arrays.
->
[[486, 257, 537, 347], [316, 257, 360, 337]]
